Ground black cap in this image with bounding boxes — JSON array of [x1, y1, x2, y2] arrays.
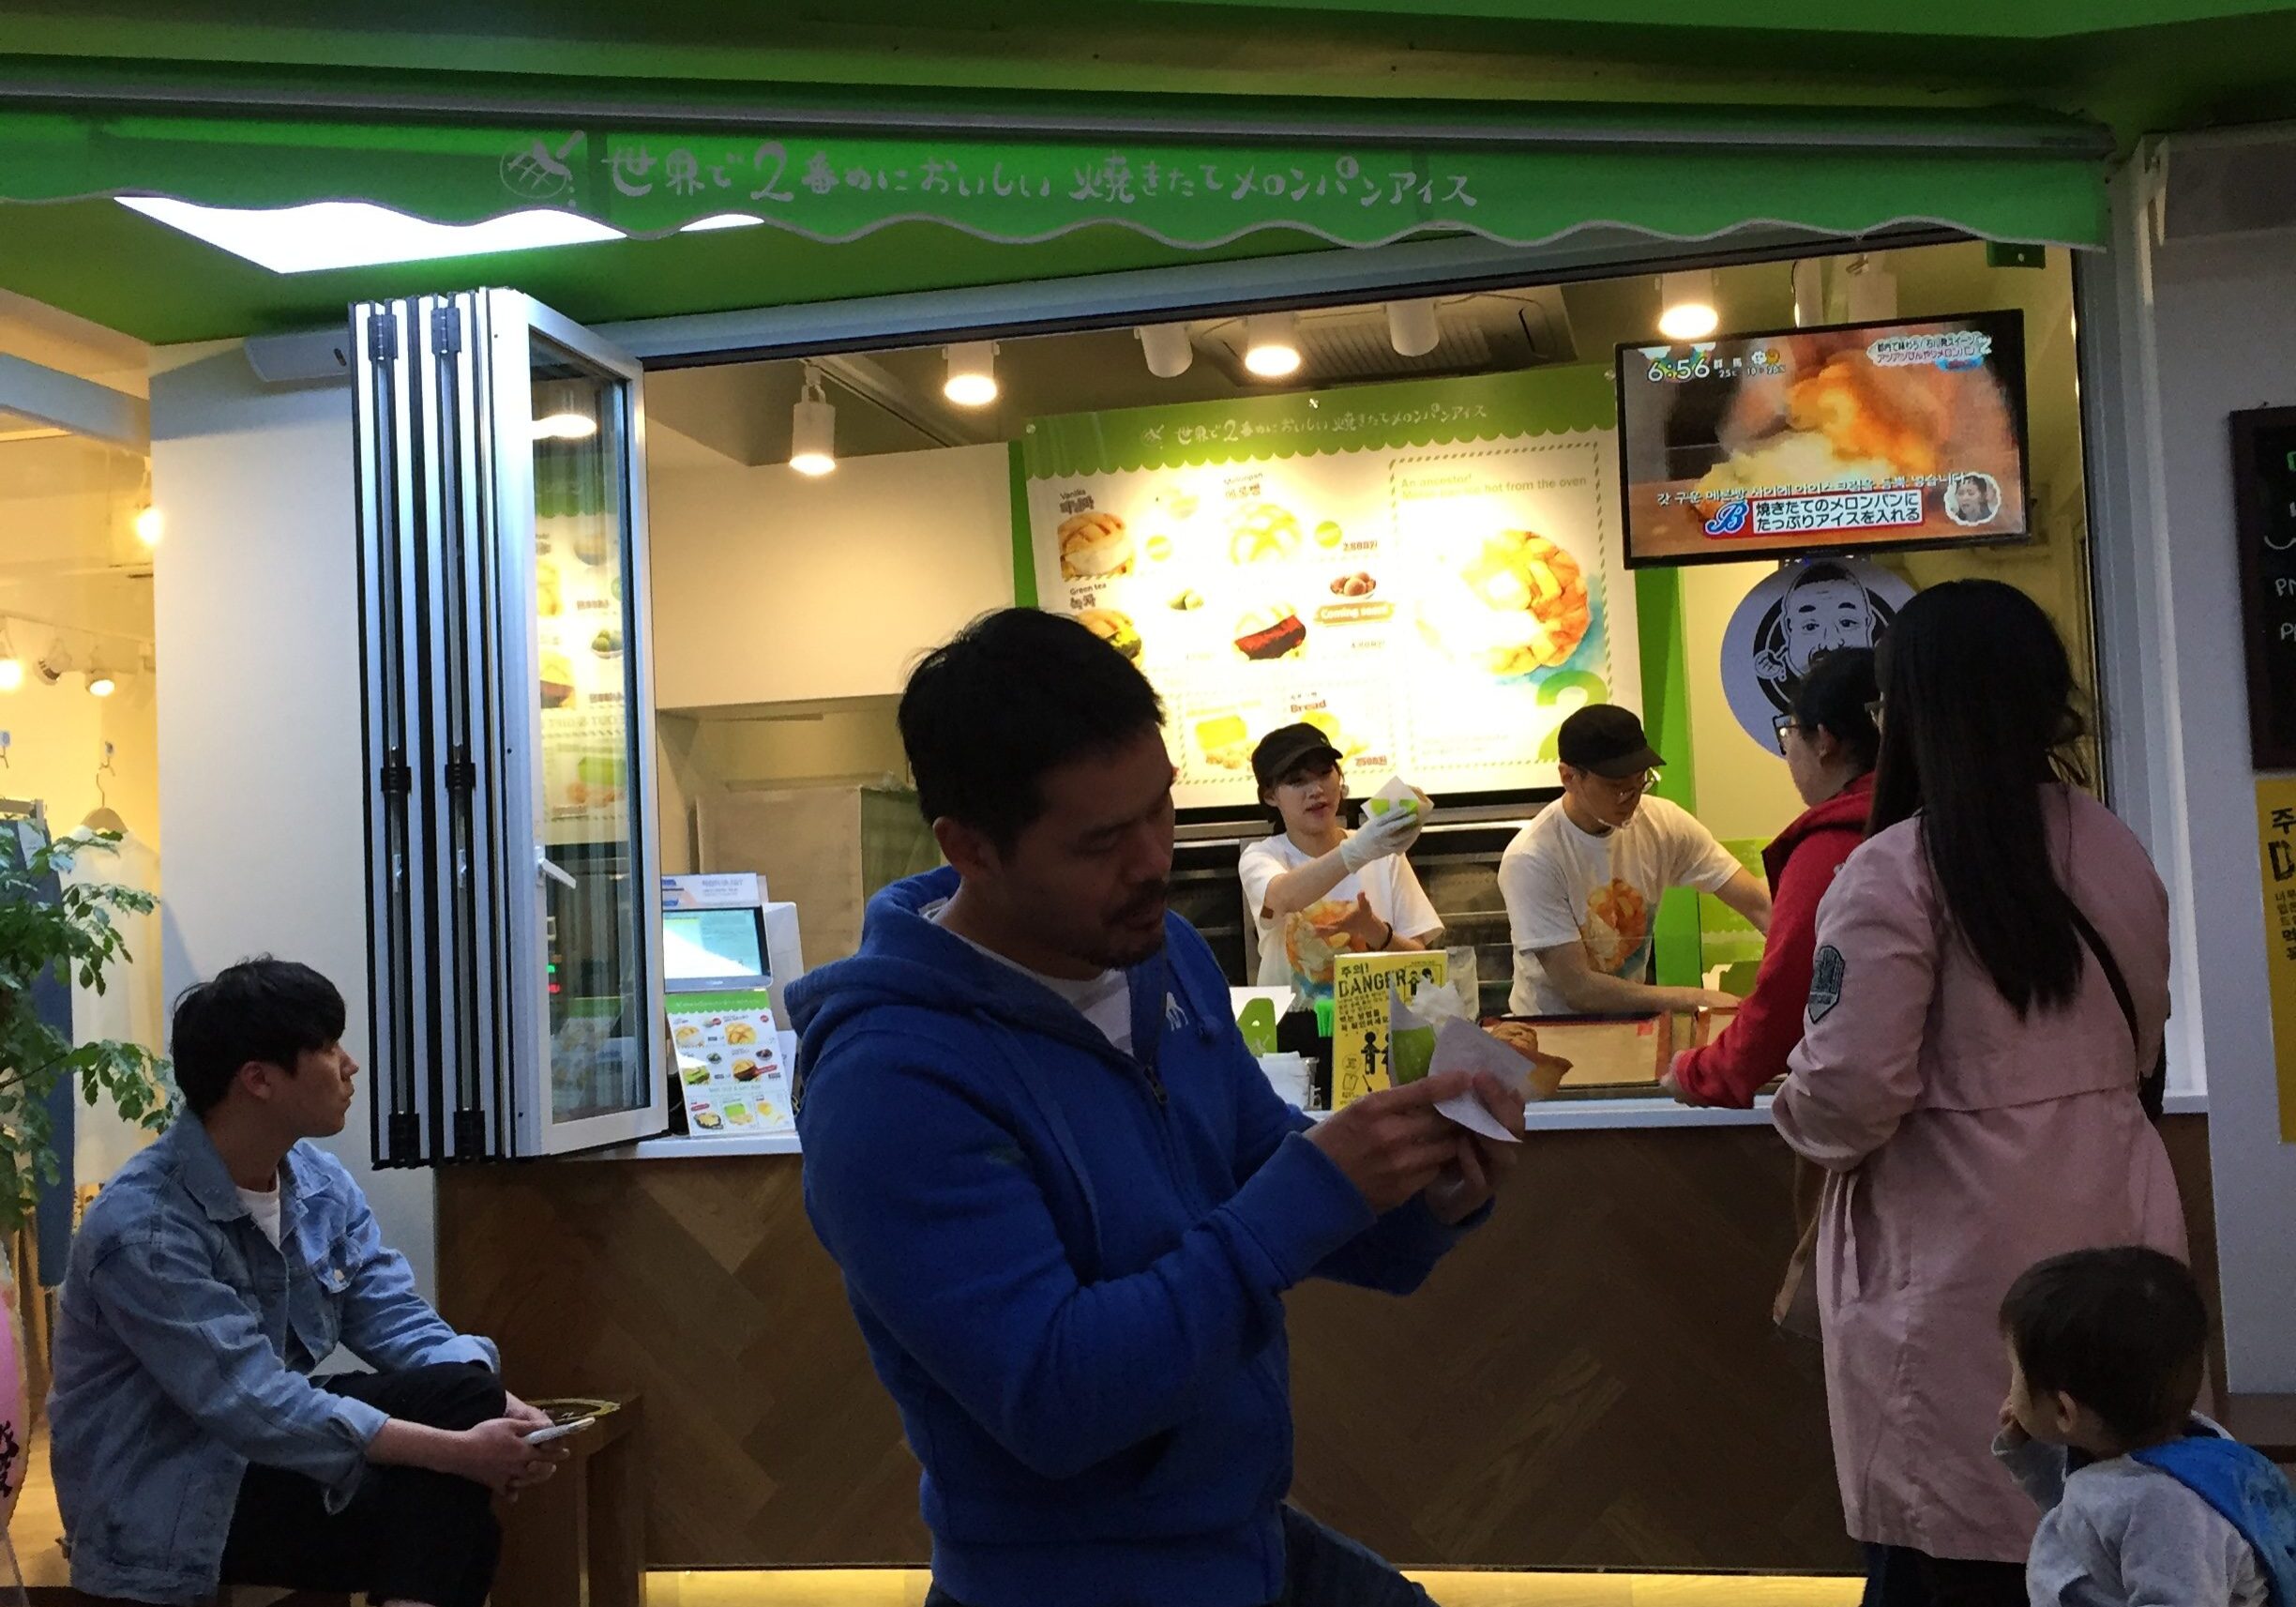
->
[[1556, 705, 1663, 780], [1251, 722, 1343, 791]]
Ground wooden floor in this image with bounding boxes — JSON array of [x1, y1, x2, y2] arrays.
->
[[642, 1569, 1860, 1606], [3, 1433, 1855, 1605]]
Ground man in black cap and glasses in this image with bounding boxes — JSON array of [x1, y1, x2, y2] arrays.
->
[[1496, 705, 1771, 1018]]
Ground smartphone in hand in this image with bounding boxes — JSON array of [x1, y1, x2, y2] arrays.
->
[[522, 1416, 596, 1446]]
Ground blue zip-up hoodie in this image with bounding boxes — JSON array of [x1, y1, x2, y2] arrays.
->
[[790, 868, 1471, 1607]]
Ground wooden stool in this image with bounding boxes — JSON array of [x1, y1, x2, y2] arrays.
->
[[492, 1394, 642, 1607]]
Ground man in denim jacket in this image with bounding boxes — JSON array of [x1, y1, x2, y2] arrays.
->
[[50, 958, 564, 1607]]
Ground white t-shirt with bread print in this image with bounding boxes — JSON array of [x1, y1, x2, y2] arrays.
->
[[1237, 833, 1443, 999], [1497, 796, 1744, 1016]]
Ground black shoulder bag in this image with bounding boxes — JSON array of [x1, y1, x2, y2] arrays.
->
[[2064, 903, 2168, 1124]]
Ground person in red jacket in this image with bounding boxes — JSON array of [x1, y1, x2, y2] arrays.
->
[[1664, 647, 1880, 1108]]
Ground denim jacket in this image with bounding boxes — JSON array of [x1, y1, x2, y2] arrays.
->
[[49, 1117, 497, 1604]]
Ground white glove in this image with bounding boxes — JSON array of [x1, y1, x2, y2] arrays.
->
[[1340, 800, 1423, 872]]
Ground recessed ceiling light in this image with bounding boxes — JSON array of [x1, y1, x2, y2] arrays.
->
[[116, 196, 625, 275]]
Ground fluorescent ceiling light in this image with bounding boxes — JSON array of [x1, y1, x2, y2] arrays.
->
[[533, 413, 599, 442], [116, 196, 624, 275], [681, 214, 764, 234]]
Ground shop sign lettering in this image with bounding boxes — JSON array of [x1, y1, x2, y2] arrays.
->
[[498, 133, 1488, 243]]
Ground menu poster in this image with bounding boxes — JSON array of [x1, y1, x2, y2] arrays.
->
[[535, 462, 631, 848], [667, 990, 793, 1136], [1022, 368, 1638, 811], [1330, 949, 1447, 1109]]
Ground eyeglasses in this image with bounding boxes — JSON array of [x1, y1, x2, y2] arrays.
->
[[1590, 767, 1660, 797], [1772, 712, 1802, 755]]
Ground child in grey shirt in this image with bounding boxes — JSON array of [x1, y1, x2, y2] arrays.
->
[[1994, 1247, 2296, 1607]]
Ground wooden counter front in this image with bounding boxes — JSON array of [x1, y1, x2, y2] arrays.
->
[[439, 1115, 2217, 1573]]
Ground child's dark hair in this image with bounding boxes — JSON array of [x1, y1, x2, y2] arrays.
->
[[899, 608, 1165, 851], [171, 958, 347, 1116], [2000, 1247, 2207, 1448], [1789, 647, 1881, 773]]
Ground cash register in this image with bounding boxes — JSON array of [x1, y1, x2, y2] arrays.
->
[[659, 873, 804, 1137]]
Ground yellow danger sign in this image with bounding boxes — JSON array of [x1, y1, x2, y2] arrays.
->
[[2254, 776, 2296, 1144]]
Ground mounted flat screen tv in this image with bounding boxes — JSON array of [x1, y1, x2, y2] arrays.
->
[[1617, 310, 2032, 568]]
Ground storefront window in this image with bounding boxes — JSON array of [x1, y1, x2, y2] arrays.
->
[[532, 347, 650, 1126], [640, 236, 2101, 1106], [355, 292, 665, 1162]]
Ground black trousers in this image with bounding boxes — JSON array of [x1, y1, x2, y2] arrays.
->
[[219, 1361, 505, 1607], [1861, 1543, 2028, 1607]]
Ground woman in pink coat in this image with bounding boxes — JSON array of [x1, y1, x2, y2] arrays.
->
[[1772, 581, 2185, 1607]]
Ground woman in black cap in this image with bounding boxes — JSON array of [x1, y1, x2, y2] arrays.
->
[[1237, 722, 1441, 1001]]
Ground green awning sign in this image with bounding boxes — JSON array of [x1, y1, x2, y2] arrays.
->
[[0, 110, 2110, 252]]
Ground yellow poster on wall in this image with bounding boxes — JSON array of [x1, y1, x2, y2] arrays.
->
[[2253, 778, 2296, 1144], [1329, 949, 1447, 1109]]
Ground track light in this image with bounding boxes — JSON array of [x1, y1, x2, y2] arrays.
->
[[1243, 311, 1302, 380], [943, 341, 999, 408], [790, 365, 837, 478], [1845, 256, 1899, 323], [0, 622, 20, 693], [1790, 260, 1824, 329], [133, 505, 162, 547], [1386, 299, 1441, 358], [1139, 324, 1193, 379], [36, 644, 68, 687], [1657, 271, 1719, 342], [86, 672, 116, 699]]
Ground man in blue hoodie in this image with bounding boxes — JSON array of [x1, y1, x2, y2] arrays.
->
[[792, 607, 1527, 1607]]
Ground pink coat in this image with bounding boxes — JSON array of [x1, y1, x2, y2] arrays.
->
[[1772, 785, 2186, 1564]]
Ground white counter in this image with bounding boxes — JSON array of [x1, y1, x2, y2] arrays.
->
[[578, 1088, 2207, 1160]]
